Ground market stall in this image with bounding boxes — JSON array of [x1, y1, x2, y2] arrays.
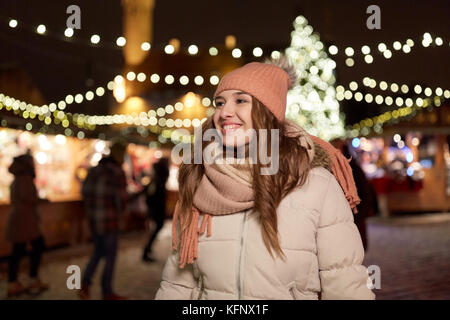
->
[[0, 128, 177, 257], [349, 132, 450, 216]]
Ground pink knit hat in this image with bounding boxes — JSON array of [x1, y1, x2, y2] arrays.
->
[[214, 60, 295, 121]]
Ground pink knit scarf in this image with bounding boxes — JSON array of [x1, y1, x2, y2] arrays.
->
[[172, 122, 361, 268], [171, 160, 254, 268]]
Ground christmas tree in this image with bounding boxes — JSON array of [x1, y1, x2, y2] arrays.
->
[[284, 15, 345, 141]]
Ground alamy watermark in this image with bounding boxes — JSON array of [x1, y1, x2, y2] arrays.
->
[[366, 5, 381, 30], [367, 265, 381, 289], [66, 265, 81, 290], [66, 5, 81, 30]]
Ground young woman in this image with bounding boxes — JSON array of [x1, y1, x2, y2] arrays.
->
[[155, 57, 375, 300]]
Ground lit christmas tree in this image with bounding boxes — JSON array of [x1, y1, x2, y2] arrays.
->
[[284, 15, 345, 141]]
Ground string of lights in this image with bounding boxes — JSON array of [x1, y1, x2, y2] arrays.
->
[[345, 94, 446, 138], [336, 79, 448, 108], [339, 78, 450, 97], [0, 92, 199, 145], [41, 72, 219, 114], [1, 89, 447, 146], [2, 70, 448, 133], [121, 71, 221, 86], [4, 15, 446, 63], [1, 15, 270, 59], [330, 32, 448, 68], [0, 90, 212, 131], [0, 93, 90, 139], [64, 82, 215, 127]]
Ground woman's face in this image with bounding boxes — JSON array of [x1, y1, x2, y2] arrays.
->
[[213, 90, 253, 147]]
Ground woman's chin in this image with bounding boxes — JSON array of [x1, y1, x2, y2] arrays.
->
[[222, 137, 250, 152]]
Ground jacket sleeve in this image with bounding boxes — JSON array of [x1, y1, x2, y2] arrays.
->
[[154, 221, 199, 300], [316, 174, 376, 300]]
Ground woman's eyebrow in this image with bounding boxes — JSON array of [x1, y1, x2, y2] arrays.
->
[[233, 91, 249, 96], [215, 92, 249, 100]]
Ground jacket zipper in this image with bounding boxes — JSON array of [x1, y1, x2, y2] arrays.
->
[[237, 210, 248, 300], [194, 261, 204, 300], [198, 274, 204, 300]]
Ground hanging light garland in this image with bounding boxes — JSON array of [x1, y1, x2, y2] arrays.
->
[[329, 32, 447, 67], [335, 78, 449, 109], [1, 88, 446, 145], [0, 90, 213, 130], [344, 93, 446, 138], [2, 15, 256, 58], [0, 92, 202, 145], [123, 71, 222, 87], [32, 72, 221, 115], [355, 77, 449, 98], [5, 15, 446, 64], [0, 93, 90, 138]]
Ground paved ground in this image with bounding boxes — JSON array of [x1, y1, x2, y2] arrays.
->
[[0, 223, 174, 300], [1, 213, 449, 300], [363, 213, 450, 300]]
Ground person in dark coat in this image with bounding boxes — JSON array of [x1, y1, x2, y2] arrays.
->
[[342, 144, 377, 252], [6, 153, 48, 297], [79, 139, 128, 300], [142, 157, 170, 262]]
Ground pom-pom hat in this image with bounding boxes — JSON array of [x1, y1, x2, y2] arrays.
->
[[213, 56, 297, 121]]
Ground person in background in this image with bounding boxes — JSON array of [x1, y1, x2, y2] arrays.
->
[[341, 143, 376, 251], [141, 157, 170, 262], [6, 152, 48, 297], [79, 139, 128, 300]]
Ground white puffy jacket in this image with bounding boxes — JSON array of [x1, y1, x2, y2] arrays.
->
[[155, 167, 375, 300]]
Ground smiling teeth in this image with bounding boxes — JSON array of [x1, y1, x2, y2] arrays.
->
[[223, 124, 240, 130]]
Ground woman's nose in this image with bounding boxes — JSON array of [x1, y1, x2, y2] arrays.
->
[[220, 102, 235, 118]]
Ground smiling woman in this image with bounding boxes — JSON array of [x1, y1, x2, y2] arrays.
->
[[155, 55, 375, 300], [213, 90, 253, 147]]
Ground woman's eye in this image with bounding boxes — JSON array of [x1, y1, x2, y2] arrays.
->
[[215, 101, 224, 107], [236, 99, 247, 103]]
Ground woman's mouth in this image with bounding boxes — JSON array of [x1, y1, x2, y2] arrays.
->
[[221, 124, 242, 134]]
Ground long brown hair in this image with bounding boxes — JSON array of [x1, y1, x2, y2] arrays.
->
[[177, 97, 311, 259]]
